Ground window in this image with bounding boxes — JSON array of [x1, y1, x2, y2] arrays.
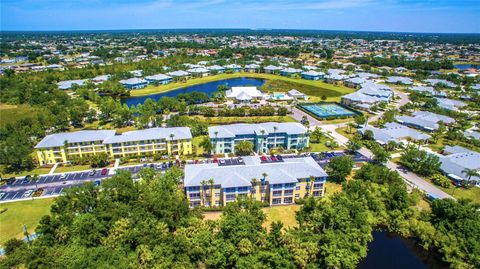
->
[[226, 194, 235, 201], [283, 197, 293, 204], [314, 183, 323, 190], [189, 193, 200, 199], [190, 201, 201, 207], [273, 190, 282, 197], [284, 190, 293, 196], [272, 198, 282, 205], [295, 194, 300, 199], [215, 193, 220, 197], [296, 186, 300, 190], [313, 191, 323, 197]]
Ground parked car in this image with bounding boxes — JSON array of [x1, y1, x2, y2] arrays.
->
[[88, 169, 96, 176], [23, 190, 33, 198], [101, 168, 108, 176], [22, 175, 31, 184], [276, 155, 283, 161], [7, 177, 15, 185], [94, 180, 101, 186], [60, 173, 67, 179]]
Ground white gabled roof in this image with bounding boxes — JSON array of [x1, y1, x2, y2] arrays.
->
[[103, 127, 192, 144], [145, 73, 172, 81], [184, 156, 327, 187], [35, 130, 116, 149], [208, 122, 308, 139], [225, 86, 265, 100]]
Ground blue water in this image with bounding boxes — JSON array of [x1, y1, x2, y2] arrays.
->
[[358, 230, 447, 269], [123, 77, 266, 107], [454, 64, 479, 70]]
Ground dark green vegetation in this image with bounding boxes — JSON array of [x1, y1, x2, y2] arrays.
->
[[2, 164, 478, 269]]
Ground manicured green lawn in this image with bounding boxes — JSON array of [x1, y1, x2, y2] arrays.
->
[[130, 72, 354, 100], [435, 184, 480, 204], [54, 165, 93, 173], [325, 181, 343, 197], [336, 126, 356, 140], [0, 198, 54, 246], [1, 166, 52, 178]]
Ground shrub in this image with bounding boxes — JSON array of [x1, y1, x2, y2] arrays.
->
[[431, 174, 451, 188]]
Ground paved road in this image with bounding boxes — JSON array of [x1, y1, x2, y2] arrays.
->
[[316, 89, 453, 199], [0, 163, 173, 203]]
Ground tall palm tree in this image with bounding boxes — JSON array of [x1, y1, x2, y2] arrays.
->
[[214, 131, 218, 155], [462, 168, 479, 187], [169, 133, 175, 158], [250, 177, 258, 199], [208, 178, 215, 206], [200, 180, 207, 206], [273, 126, 278, 149], [63, 140, 69, 162], [307, 176, 315, 197], [32, 174, 40, 192], [261, 173, 268, 202]]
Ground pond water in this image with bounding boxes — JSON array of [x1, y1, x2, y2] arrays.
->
[[358, 230, 448, 269], [123, 77, 266, 107], [454, 64, 479, 70]]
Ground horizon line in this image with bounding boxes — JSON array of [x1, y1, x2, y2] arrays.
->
[[1, 27, 480, 35]]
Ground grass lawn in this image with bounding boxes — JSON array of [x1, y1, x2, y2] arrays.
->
[[192, 115, 297, 125], [336, 126, 356, 140], [130, 73, 354, 100], [1, 166, 52, 178], [308, 142, 343, 152], [435, 184, 480, 204], [54, 164, 94, 173], [192, 135, 207, 157], [0, 198, 54, 246], [0, 104, 40, 128], [325, 181, 343, 197], [262, 204, 300, 229], [202, 204, 301, 229]]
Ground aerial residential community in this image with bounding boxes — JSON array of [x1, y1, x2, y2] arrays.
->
[[0, 1, 479, 268]]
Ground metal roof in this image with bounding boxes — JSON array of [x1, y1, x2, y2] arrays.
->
[[35, 130, 116, 149], [103, 127, 192, 144], [208, 122, 308, 139], [184, 156, 327, 187]]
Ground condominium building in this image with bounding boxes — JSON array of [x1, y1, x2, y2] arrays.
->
[[184, 156, 328, 207], [103, 127, 192, 158], [208, 122, 309, 154], [35, 127, 193, 165], [35, 130, 116, 165]]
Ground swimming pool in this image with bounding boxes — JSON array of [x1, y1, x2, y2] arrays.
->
[[299, 103, 357, 118]]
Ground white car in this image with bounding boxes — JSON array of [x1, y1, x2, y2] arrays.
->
[[60, 173, 67, 179], [23, 190, 33, 198]]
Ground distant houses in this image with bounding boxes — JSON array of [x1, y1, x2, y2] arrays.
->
[[341, 82, 393, 111], [57, 79, 87, 90], [440, 146, 480, 186], [280, 67, 302, 77], [386, 76, 413, 85], [424, 79, 457, 88], [396, 111, 455, 132], [409, 86, 446, 97], [145, 74, 173, 85], [264, 65, 282, 74], [435, 97, 467, 112], [301, 70, 324, 80], [119, 78, 148, 89], [358, 122, 431, 146]]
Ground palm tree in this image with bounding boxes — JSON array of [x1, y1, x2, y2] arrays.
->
[[261, 172, 268, 202], [214, 131, 218, 155], [273, 126, 278, 148], [169, 133, 175, 158], [208, 178, 215, 206], [200, 180, 207, 206], [63, 140, 69, 162], [307, 176, 315, 197], [347, 122, 355, 134], [462, 168, 479, 187], [32, 174, 40, 192], [250, 177, 258, 199]]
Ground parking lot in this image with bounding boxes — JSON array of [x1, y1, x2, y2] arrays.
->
[[0, 163, 171, 203]]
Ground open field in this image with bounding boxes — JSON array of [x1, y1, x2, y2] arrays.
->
[[0, 198, 54, 246], [0, 104, 40, 128], [129, 73, 354, 100]]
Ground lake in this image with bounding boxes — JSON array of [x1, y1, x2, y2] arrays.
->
[[123, 77, 266, 107], [454, 64, 479, 70], [358, 230, 448, 269]]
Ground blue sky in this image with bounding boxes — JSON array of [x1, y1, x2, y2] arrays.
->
[[1, 0, 479, 33]]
